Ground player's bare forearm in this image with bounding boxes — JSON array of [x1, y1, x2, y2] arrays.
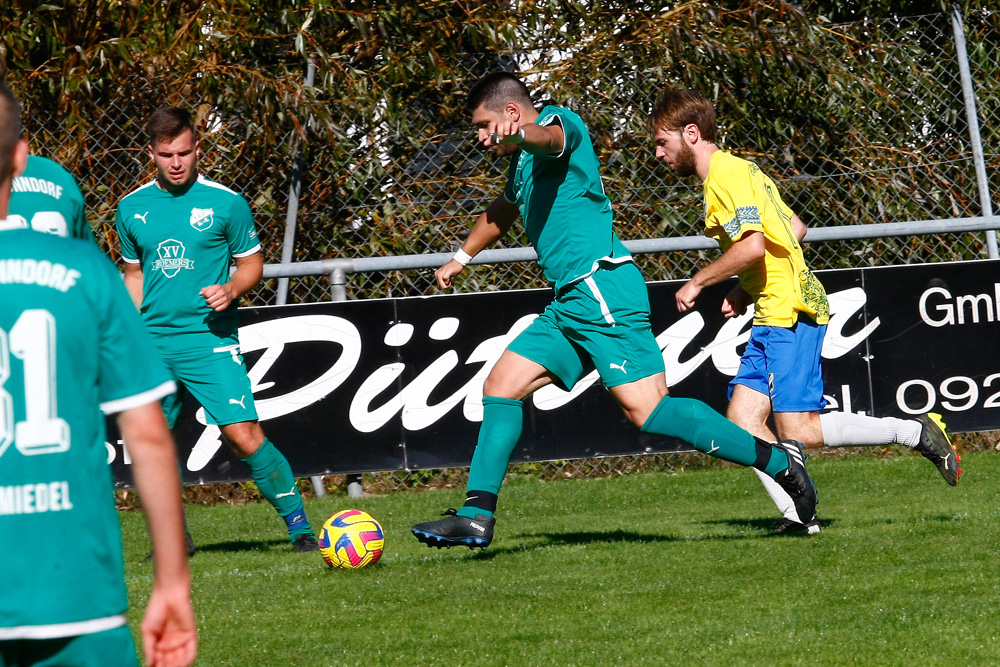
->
[[694, 230, 765, 289], [677, 231, 764, 312], [119, 403, 189, 588], [122, 263, 144, 310], [201, 252, 263, 311], [120, 403, 197, 667], [488, 121, 564, 155], [436, 196, 518, 290]]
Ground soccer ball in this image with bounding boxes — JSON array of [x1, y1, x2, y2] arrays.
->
[[318, 509, 385, 569]]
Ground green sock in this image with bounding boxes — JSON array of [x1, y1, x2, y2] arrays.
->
[[763, 446, 790, 478], [242, 438, 313, 539], [641, 396, 758, 466], [457, 397, 523, 519]]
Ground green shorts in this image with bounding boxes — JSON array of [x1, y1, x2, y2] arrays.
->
[[0, 625, 138, 667], [157, 335, 258, 429], [508, 262, 665, 390]]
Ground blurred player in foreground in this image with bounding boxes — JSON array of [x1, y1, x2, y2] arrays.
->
[[412, 72, 818, 550], [8, 152, 94, 241], [0, 82, 196, 667], [115, 106, 318, 553], [647, 87, 959, 534]]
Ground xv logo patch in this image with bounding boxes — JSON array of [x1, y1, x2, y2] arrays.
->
[[152, 238, 194, 277], [190, 207, 214, 232]]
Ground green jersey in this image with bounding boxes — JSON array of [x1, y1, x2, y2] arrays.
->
[[0, 228, 174, 638], [502, 105, 632, 292], [115, 174, 261, 345], [7, 155, 94, 242]]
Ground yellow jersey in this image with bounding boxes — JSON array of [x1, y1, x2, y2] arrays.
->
[[703, 150, 829, 327]]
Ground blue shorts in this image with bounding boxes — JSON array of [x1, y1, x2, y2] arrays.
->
[[157, 336, 258, 429], [508, 262, 665, 390], [729, 316, 827, 412]]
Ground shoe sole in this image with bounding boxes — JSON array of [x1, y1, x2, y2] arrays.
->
[[411, 528, 490, 550], [772, 518, 822, 536]]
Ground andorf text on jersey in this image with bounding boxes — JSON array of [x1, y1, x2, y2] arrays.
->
[[0, 258, 80, 292], [12, 176, 64, 199]]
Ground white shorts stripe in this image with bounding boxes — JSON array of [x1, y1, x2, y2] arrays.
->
[[584, 275, 615, 325], [0, 614, 126, 640]]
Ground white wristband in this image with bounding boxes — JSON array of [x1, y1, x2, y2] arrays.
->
[[453, 249, 475, 266]]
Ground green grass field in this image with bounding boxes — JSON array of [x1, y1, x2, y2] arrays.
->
[[122, 451, 1000, 666]]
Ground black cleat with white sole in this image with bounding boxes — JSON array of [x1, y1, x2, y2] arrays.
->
[[772, 440, 818, 527], [412, 508, 495, 549]]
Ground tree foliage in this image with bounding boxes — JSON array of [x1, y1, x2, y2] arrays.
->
[[2, 1, 997, 301]]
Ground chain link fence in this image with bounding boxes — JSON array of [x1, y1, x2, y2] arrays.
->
[[19, 10, 999, 304], [15, 7, 999, 493]]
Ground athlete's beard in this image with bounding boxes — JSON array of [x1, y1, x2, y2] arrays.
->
[[673, 140, 697, 178]]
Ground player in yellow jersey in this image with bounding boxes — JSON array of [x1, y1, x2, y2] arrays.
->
[[647, 87, 960, 534]]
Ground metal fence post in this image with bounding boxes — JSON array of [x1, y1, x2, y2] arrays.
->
[[277, 61, 316, 305], [326, 266, 364, 497], [277, 62, 326, 498], [951, 6, 998, 259]]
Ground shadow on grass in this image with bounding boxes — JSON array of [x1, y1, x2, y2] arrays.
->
[[193, 538, 290, 554], [472, 527, 765, 560], [467, 530, 677, 560], [469, 518, 837, 559], [704, 517, 838, 532]]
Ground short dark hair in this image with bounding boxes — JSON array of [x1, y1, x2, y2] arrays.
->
[[646, 87, 718, 144], [466, 72, 534, 114], [147, 106, 196, 146], [0, 81, 22, 181]]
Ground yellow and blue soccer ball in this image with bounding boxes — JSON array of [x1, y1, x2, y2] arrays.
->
[[318, 509, 385, 569]]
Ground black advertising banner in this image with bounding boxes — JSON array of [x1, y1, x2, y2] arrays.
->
[[863, 261, 1000, 432], [108, 259, 1000, 487]]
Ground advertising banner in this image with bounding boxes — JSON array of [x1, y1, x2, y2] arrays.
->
[[108, 259, 1000, 487]]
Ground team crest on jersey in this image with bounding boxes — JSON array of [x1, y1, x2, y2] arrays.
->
[[152, 238, 194, 277], [190, 207, 214, 232]]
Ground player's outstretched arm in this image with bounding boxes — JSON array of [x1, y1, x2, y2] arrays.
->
[[677, 230, 765, 312], [436, 195, 518, 289], [118, 402, 197, 667], [487, 121, 564, 156], [200, 251, 263, 311]]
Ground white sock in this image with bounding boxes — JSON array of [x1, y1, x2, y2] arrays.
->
[[752, 467, 799, 522], [820, 412, 922, 448]]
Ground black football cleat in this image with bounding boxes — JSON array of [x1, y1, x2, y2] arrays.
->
[[772, 440, 818, 527], [292, 533, 320, 553], [914, 413, 961, 486], [412, 508, 495, 550]]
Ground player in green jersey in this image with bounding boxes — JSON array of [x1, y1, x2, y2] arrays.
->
[[114, 107, 318, 553], [0, 82, 196, 667], [411, 72, 818, 550], [7, 154, 95, 241]]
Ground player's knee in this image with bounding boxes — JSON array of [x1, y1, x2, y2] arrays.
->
[[221, 422, 265, 457], [483, 369, 527, 399]]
